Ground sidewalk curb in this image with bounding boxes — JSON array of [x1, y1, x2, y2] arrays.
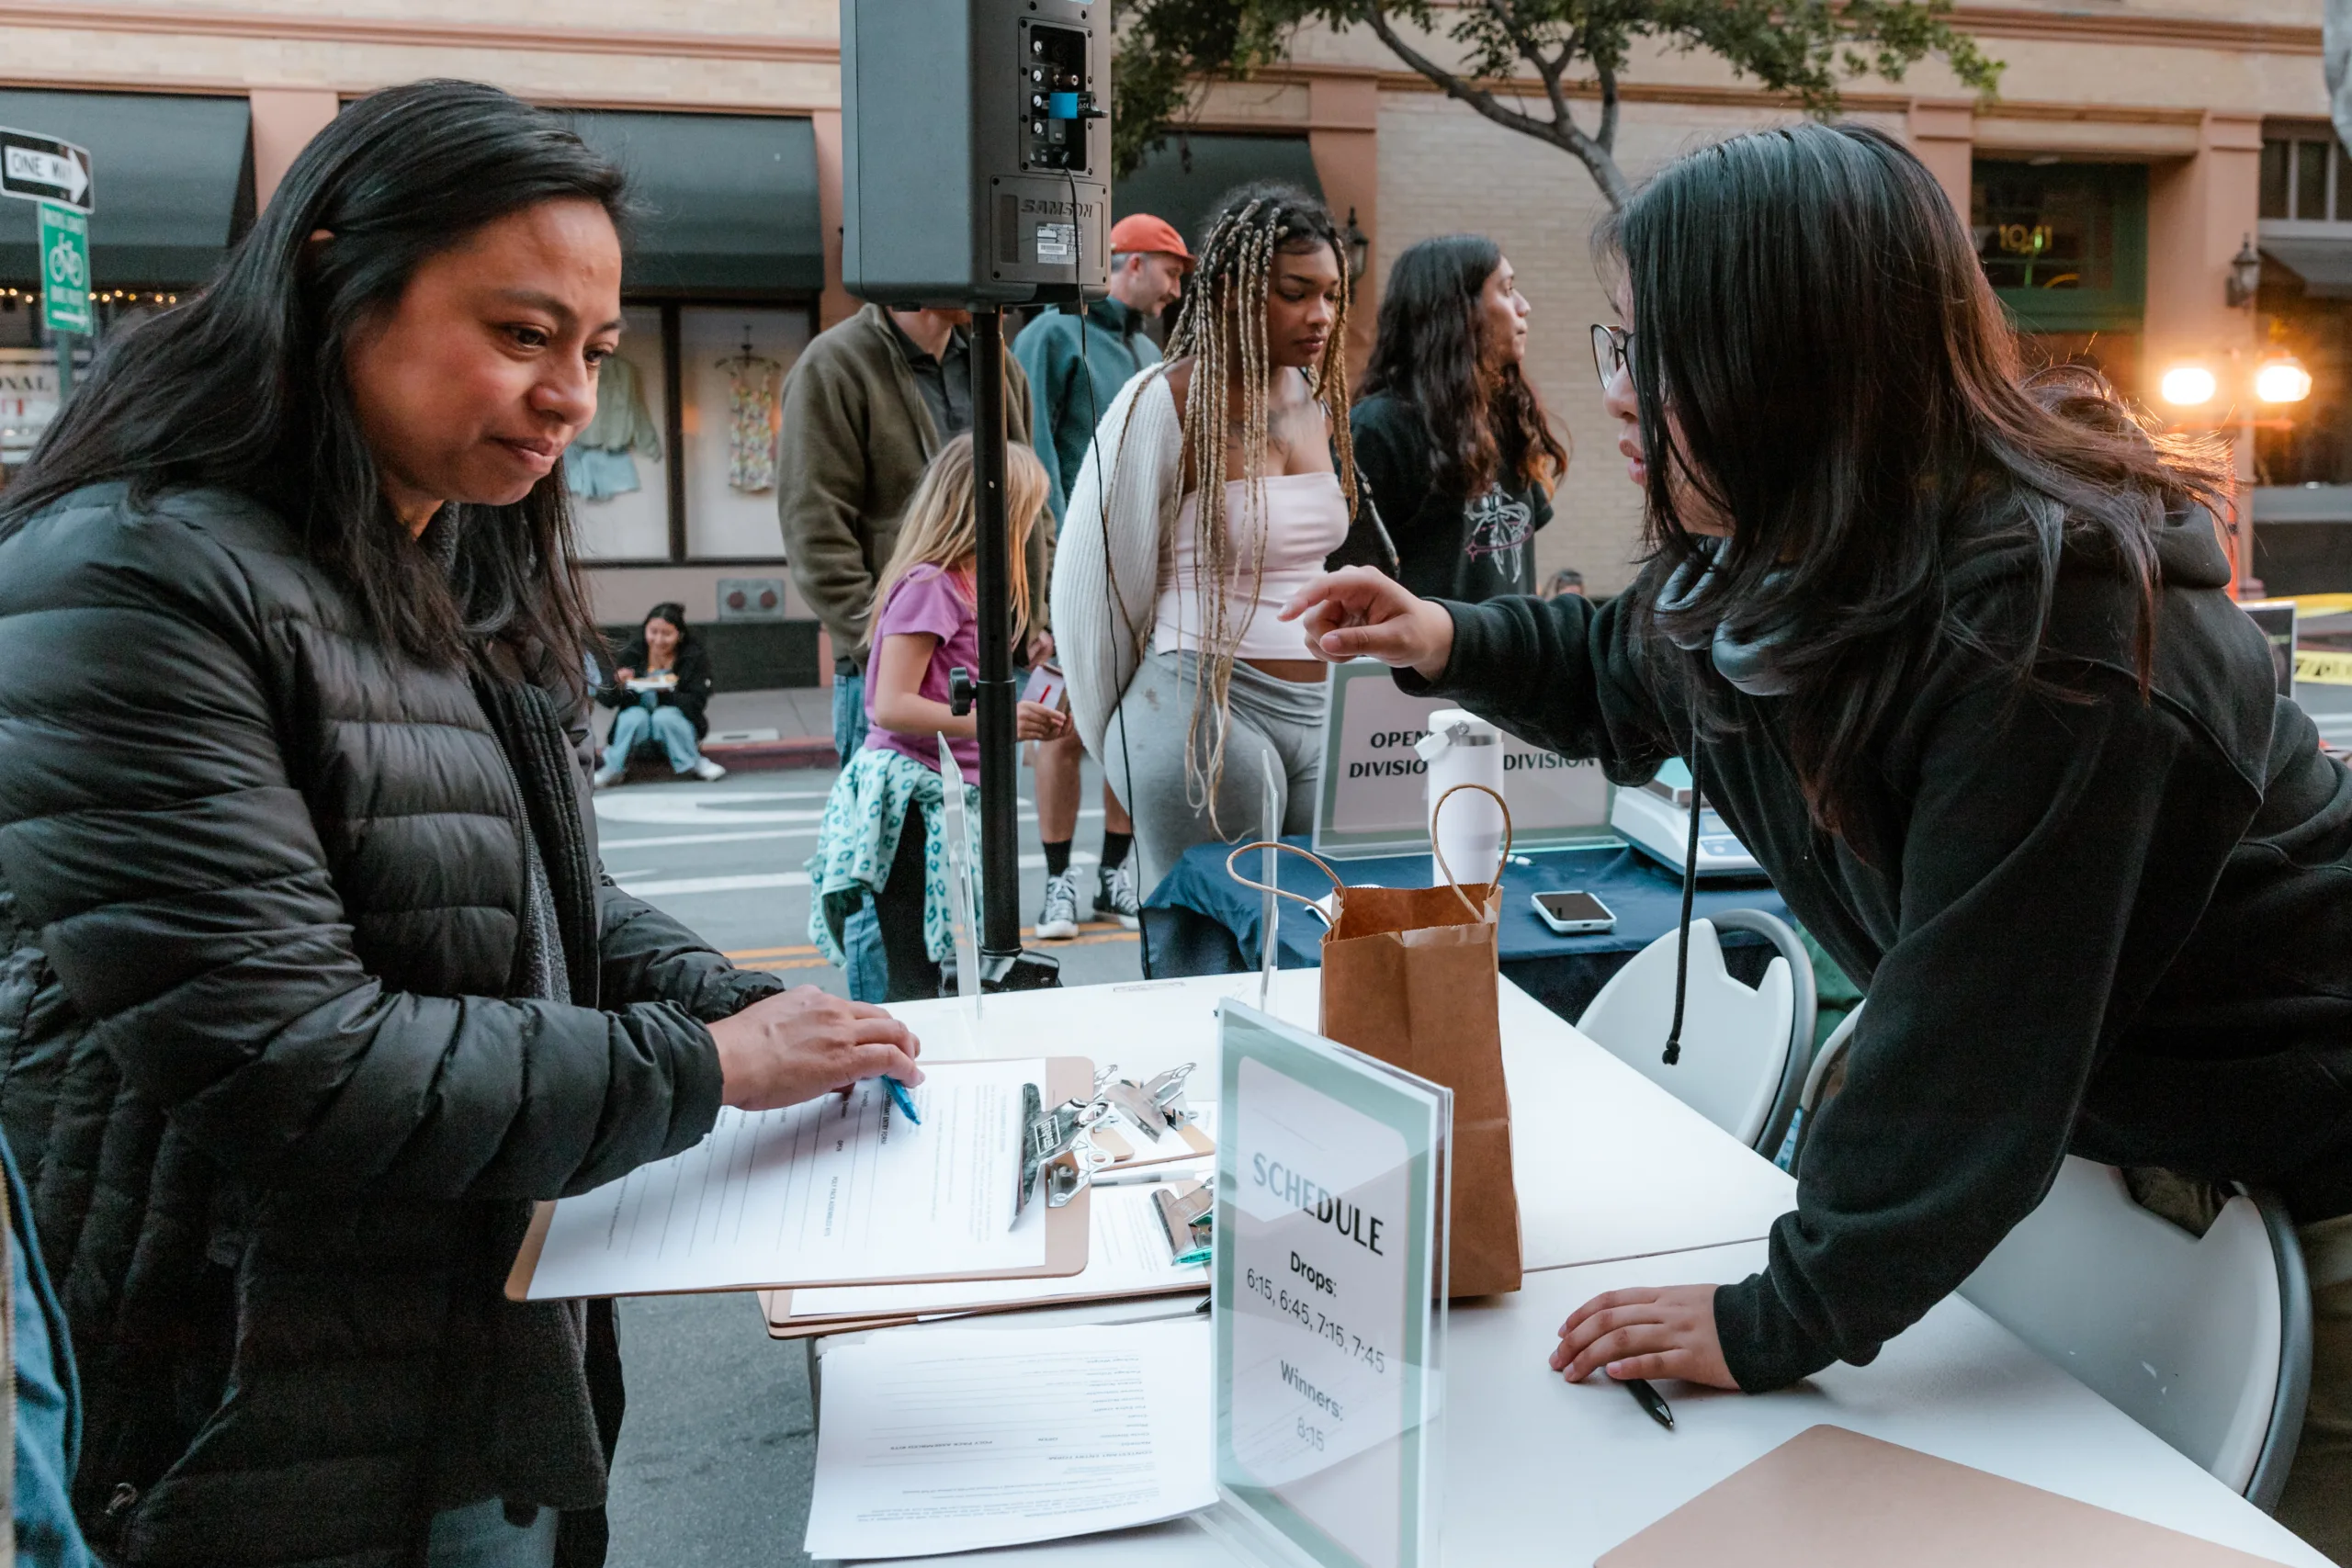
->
[[704, 736, 838, 773], [611, 735, 836, 782]]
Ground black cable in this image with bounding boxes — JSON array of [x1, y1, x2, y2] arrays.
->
[[1662, 740, 1704, 1067]]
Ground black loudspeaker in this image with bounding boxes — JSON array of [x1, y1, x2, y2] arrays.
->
[[841, 0, 1112, 307]]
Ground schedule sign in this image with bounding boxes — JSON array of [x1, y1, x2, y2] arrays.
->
[[1215, 1004, 1448, 1568]]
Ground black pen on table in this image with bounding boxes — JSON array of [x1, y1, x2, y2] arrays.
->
[[1622, 1376, 1674, 1431]]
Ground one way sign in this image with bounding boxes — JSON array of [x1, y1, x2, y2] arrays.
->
[[0, 129, 93, 214]]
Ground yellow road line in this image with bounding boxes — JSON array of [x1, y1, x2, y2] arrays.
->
[[728, 929, 1139, 969]]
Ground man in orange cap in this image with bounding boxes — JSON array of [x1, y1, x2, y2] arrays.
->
[[1012, 212, 1191, 939]]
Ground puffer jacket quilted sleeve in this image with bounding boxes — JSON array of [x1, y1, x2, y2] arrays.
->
[[0, 486, 725, 1201]]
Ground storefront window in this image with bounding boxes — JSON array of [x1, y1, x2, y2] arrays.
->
[[1971, 161, 2147, 335], [2261, 135, 2352, 222], [680, 306, 809, 558], [566, 300, 816, 564], [568, 304, 673, 561], [2254, 286, 2350, 489]]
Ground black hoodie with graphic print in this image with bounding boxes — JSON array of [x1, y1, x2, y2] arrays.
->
[[1400, 502, 2352, 1393], [1351, 392, 1554, 602]]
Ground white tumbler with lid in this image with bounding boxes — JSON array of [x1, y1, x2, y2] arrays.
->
[[1415, 708, 1506, 884]]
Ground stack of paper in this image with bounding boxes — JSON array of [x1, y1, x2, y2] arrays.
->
[[804, 1319, 1216, 1560], [763, 1181, 1210, 1337]]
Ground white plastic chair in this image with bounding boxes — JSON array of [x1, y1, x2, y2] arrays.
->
[[1959, 1156, 2311, 1509], [1576, 911, 1815, 1153]]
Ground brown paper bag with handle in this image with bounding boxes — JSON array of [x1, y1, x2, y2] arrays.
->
[[1226, 784, 1523, 1297]]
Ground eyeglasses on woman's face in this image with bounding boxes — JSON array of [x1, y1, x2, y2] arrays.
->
[[1590, 323, 1632, 391]]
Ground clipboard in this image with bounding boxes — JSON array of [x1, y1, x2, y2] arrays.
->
[[1598, 1425, 2294, 1568], [756, 1178, 1212, 1337], [754, 1276, 1208, 1340], [505, 1056, 1094, 1301], [1089, 1118, 1215, 1167]]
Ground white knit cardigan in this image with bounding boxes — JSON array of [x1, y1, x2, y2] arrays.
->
[[1052, 365, 1183, 761]]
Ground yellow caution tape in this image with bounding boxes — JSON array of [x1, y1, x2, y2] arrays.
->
[[2294, 649, 2352, 685]]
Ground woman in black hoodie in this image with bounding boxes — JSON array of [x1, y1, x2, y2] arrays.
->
[[595, 601, 724, 784], [1284, 123, 2352, 1546], [1351, 234, 1568, 601]]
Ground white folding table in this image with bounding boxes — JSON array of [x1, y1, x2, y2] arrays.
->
[[803, 973, 2324, 1568], [888, 968, 1797, 1272], [819, 1242, 2329, 1566]]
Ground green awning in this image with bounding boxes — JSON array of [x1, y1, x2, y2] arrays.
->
[[564, 111, 823, 295], [0, 89, 250, 288], [1115, 132, 1324, 257]]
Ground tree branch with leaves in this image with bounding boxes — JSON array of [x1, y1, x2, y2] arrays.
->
[[1111, 0, 2003, 209]]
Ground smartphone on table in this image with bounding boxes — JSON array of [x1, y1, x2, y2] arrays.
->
[[1531, 890, 1617, 935]]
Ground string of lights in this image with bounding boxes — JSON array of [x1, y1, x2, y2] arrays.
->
[[0, 288, 179, 306]]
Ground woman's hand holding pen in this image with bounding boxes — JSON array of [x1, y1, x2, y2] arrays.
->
[[1549, 1284, 1738, 1390], [1278, 567, 1456, 681], [708, 986, 923, 1112]]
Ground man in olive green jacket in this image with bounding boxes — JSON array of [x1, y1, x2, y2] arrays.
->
[[777, 301, 1048, 763]]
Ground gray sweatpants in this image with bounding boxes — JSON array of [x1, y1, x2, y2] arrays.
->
[[1102, 648, 1325, 897]]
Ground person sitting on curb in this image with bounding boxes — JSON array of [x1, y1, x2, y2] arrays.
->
[[595, 601, 726, 784]]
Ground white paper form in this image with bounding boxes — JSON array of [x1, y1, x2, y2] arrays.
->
[[524, 1058, 1046, 1299], [787, 1182, 1207, 1321], [805, 1319, 1216, 1561]]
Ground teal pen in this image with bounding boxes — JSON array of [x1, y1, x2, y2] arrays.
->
[[881, 1075, 922, 1125]]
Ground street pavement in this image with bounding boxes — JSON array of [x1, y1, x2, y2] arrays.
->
[[596, 747, 1144, 1568]]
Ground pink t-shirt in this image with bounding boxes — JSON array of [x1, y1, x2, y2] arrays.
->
[[863, 562, 981, 774]]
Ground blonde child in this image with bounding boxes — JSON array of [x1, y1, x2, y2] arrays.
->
[[808, 435, 1069, 1000]]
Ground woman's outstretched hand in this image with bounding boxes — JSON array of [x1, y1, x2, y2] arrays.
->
[[1278, 568, 1455, 681], [707, 986, 922, 1112], [1548, 1285, 1738, 1390]]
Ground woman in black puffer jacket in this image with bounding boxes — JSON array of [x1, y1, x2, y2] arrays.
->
[[0, 82, 922, 1568]]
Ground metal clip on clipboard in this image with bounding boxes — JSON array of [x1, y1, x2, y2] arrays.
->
[[1015, 1083, 1102, 1222], [1152, 1178, 1213, 1266], [1014, 1064, 1204, 1222]]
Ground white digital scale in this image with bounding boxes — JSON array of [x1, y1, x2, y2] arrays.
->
[[1609, 758, 1762, 879]]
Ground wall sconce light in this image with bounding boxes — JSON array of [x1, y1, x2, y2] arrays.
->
[[2256, 354, 2314, 405], [2227, 234, 2262, 308], [1342, 207, 1370, 285], [2159, 364, 2220, 407]]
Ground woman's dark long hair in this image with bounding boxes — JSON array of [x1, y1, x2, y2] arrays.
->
[[0, 79, 623, 697], [1606, 122, 2229, 844], [1360, 233, 1566, 500], [618, 602, 696, 668]]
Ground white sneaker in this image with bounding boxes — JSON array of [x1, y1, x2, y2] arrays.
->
[[692, 758, 728, 782], [1035, 869, 1080, 940], [1095, 862, 1141, 931], [593, 765, 623, 789]]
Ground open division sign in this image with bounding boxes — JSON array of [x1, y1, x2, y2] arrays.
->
[[1312, 658, 1615, 859]]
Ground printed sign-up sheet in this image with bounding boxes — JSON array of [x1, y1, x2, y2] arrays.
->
[[804, 1320, 1216, 1560], [523, 1057, 1046, 1299]]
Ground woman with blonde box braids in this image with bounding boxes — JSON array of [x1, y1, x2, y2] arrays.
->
[[1054, 182, 1396, 925]]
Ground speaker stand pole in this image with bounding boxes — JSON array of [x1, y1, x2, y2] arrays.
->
[[967, 307, 1058, 992]]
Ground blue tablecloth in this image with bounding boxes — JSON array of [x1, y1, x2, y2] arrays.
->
[[1142, 836, 1792, 1022]]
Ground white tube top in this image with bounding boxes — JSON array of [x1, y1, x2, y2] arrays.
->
[[1152, 471, 1350, 660]]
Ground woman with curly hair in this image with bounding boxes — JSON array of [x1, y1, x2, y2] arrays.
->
[[1354, 235, 1569, 600], [1053, 181, 1392, 904]]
